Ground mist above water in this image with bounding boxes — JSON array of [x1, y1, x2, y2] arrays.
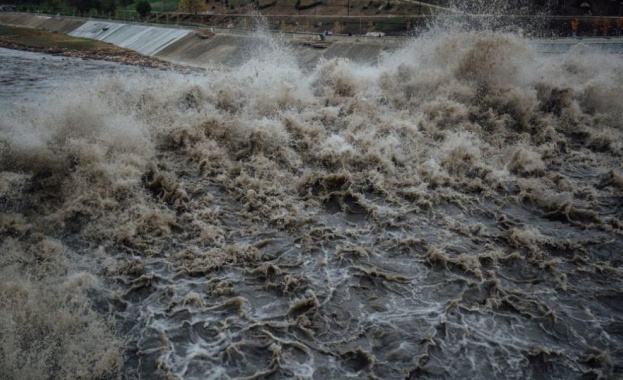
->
[[1, 21, 622, 380]]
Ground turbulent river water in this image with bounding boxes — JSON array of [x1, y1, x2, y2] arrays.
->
[[1, 27, 623, 380]]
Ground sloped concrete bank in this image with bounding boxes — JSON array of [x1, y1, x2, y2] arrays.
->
[[0, 13, 399, 67], [69, 21, 192, 56], [154, 32, 397, 67]]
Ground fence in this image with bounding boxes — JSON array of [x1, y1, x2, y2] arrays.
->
[[8, 4, 623, 37]]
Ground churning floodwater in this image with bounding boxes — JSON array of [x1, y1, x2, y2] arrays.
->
[[1, 27, 622, 380], [0, 47, 163, 108]]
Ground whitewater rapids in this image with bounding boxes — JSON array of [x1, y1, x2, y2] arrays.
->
[[1, 29, 622, 380]]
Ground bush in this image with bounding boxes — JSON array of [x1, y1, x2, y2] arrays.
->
[[295, 0, 322, 10], [259, 0, 276, 9], [136, 0, 151, 17]]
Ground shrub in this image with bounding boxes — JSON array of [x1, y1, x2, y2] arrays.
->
[[136, 0, 152, 17], [295, 0, 322, 10]]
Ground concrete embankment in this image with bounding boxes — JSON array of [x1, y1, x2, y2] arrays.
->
[[155, 31, 398, 67], [0, 13, 400, 67], [69, 21, 192, 56]]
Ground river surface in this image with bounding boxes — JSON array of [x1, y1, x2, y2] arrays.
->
[[1, 31, 622, 380], [0, 48, 161, 108]]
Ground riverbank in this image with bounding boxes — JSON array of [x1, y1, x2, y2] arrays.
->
[[0, 14, 401, 67], [3, 13, 622, 74], [0, 24, 175, 69]]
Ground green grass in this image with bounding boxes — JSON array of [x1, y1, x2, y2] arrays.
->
[[0, 24, 120, 51]]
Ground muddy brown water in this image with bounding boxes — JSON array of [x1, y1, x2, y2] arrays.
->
[[1, 30, 622, 380]]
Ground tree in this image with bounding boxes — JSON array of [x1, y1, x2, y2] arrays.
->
[[178, 0, 207, 14], [136, 0, 152, 17], [48, 0, 61, 11], [66, 0, 118, 14], [67, 0, 102, 13], [101, 0, 117, 14]]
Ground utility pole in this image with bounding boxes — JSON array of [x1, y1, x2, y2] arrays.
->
[[347, 0, 350, 16]]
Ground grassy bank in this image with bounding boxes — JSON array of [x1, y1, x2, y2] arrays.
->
[[0, 24, 173, 68], [0, 24, 108, 50]]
